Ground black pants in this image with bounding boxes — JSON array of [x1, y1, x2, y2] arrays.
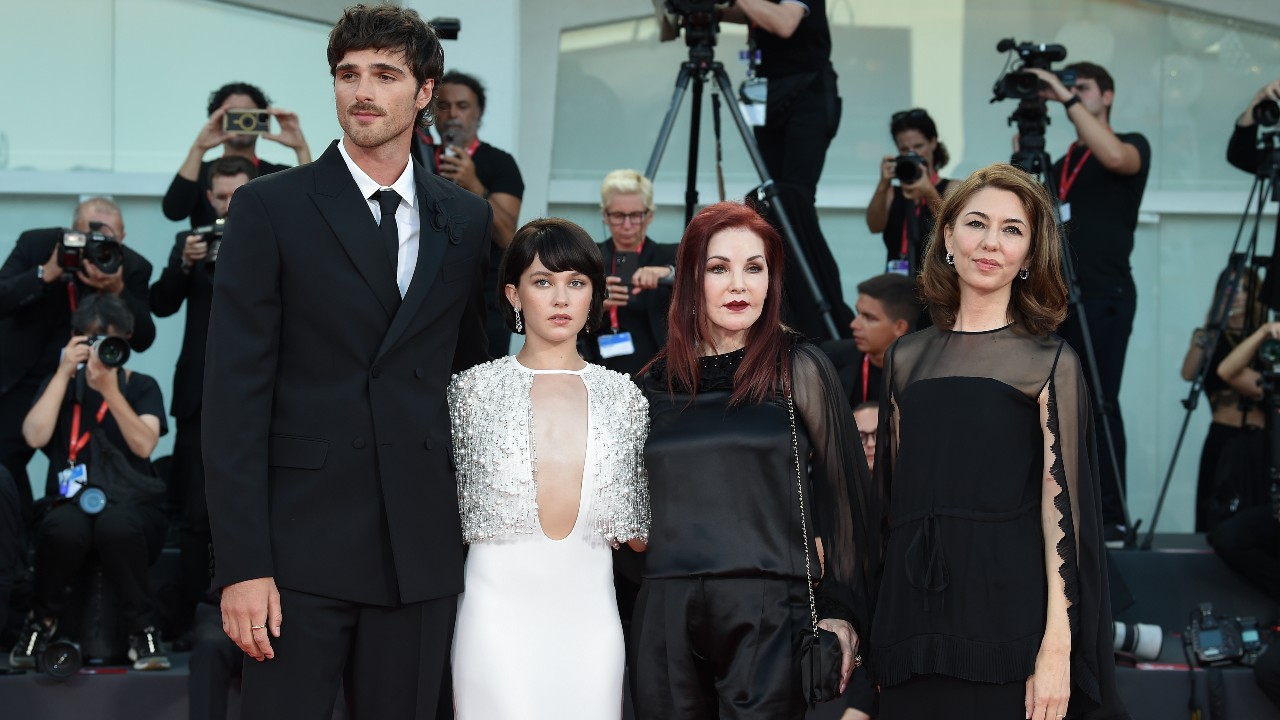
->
[[630, 576, 807, 720], [0, 383, 39, 519], [189, 600, 240, 720], [239, 586, 456, 720], [0, 467, 21, 631], [174, 413, 211, 629], [33, 501, 165, 633], [1196, 422, 1267, 533], [879, 673, 1026, 719], [754, 67, 853, 341], [1058, 295, 1135, 527], [1208, 504, 1280, 602]]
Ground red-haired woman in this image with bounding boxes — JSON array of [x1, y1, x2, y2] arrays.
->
[[871, 165, 1128, 719], [630, 201, 879, 719]]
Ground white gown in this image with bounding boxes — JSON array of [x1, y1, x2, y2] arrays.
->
[[451, 363, 639, 720]]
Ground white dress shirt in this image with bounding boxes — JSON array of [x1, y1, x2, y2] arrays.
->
[[337, 139, 420, 297]]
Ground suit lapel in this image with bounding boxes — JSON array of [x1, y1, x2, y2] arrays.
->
[[309, 142, 400, 318], [377, 160, 453, 360]]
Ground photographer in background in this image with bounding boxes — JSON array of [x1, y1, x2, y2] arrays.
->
[[866, 108, 952, 282], [8, 294, 169, 671], [163, 82, 311, 228], [1227, 79, 1280, 308], [822, 273, 920, 409], [720, 0, 853, 339], [0, 198, 155, 517], [1028, 61, 1151, 541], [151, 155, 256, 635]]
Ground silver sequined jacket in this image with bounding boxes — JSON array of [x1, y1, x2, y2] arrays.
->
[[447, 356, 651, 545]]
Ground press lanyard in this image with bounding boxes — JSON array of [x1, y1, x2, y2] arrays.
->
[[861, 354, 870, 402], [66, 283, 78, 312], [68, 399, 110, 464], [434, 138, 481, 168], [1058, 143, 1092, 201], [900, 171, 940, 258], [609, 239, 644, 332]]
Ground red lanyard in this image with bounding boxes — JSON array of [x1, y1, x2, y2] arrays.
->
[[434, 138, 481, 168], [609, 239, 644, 331], [899, 171, 939, 258], [1058, 143, 1092, 201], [66, 283, 78, 312], [861, 354, 870, 402], [68, 399, 110, 464]]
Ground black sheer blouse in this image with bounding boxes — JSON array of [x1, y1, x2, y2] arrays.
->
[[641, 342, 879, 631], [872, 323, 1128, 719]]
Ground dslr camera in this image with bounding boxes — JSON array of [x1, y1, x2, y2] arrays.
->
[[894, 151, 928, 184], [1186, 602, 1263, 666], [991, 38, 1077, 102], [191, 218, 226, 264], [59, 227, 123, 275], [223, 108, 270, 135], [85, 335, 130, 369], [1255, 99, 1280, 128]]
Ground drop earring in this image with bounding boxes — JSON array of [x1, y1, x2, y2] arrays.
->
[[945, 252, 954, 266], [1019, 267, 1029, 280], [514, 307, 523, 333]]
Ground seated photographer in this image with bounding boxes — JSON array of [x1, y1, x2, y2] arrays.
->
[[0, 197, 155, 516], [151, 154, 255, 633], [582, 169, 677, 379], [865, 108, 952, 280], [163, 81, 311, 228], [1183, 266, 1267, 532], [8, 294, 170, 671]]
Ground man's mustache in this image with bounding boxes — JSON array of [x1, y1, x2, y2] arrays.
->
[[348, 103, 386, 116]]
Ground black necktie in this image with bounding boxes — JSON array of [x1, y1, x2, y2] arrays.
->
[[373, 188, 401, 281]]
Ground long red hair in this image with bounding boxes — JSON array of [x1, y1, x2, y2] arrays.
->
[[648, 201, 792, 405]]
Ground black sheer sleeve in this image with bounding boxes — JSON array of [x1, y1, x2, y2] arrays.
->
[[791, 343, 881, 638]]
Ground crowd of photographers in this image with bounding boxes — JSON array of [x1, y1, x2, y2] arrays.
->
[[0, 4, 1279, 716]]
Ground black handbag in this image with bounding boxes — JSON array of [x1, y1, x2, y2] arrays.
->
[[786, 391, 845, 707]]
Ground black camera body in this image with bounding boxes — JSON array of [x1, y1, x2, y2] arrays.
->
[[429, 17, 460, 41], [1255, 99, 1280, 128], [85, 335, 130, 369], [663, 0, 734, 49], [59, 229, 123, 275], [192, 218, 226, 264], [992, 38, 1076, 102], [1186, 602, 1261, 666], [894, 152, 928, 184]]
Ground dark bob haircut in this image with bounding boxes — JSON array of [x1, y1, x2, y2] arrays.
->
[[327, 4, 445, 128], [498, 218, 606, 337], [206, 82, 270, 116]]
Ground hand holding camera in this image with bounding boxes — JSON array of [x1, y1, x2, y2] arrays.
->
[[194, 107, 235, 154], [182, 234, 209, 270], [604, 276, 631, 309], [77, 261, 125, 296], [1243, 79, 1280, 128], [1024, 67, 1075, 105], [260, 108, 308, 154]]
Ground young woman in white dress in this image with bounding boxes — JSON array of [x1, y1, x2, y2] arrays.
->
[[448, 218, 650, 719]]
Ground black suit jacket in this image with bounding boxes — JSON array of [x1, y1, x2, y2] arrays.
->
[[202, 141, 490, 606], [0, 229, 154, 395], [149, 232, 215, 420]]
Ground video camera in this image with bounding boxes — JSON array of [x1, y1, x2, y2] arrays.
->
[[655, 0, 734, 49], [991, 38, 1077, 103], [59, 225, 123, 275], [1186, 602, 1263, 666], [191, 218, 226, 264]]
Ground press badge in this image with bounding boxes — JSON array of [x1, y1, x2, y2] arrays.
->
[[886, 259, 910, 276], [598, 332, 636, 359], [58, 464, 88, 499], [1059, 203, 1071, 223], [739, 77, 767, 127]]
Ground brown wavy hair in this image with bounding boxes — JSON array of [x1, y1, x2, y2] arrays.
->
[[646, 201, 791, 406], [327, 4, 444, 128], [917, 164, 1068, 335]]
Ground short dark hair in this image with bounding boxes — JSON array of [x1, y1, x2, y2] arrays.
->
[[208, 155, 258, 182], [890, 108, 949, 170], [853, 401, 878, 414], [328, 4, 445, 128], [440, 71, 486, 115], [72, 293, 134, 337], [856, 273, 921, 330], [1065, 62, 1115, 95], [498, 219, 606, 337], [207, 82, 270, 116]]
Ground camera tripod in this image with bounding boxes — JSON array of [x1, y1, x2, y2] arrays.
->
[[1010, 101, 1134, 544], [644, 42, 841, 341], [1143, 135, 1279, 547]]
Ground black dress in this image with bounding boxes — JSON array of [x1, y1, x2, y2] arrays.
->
[[872, 323, 1128, 720], [631, 342, 878, 720]]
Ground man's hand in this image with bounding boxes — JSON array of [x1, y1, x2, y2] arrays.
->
[[77, 262, 124, 296], [58, 335, 91, 380], [604, 276, 630, 309], [221, 577, 283, 661], [181, 235, 208, 271], [1028, 68, 1073, 104], [193, 107, 233, 154], [41, 246, 65, 284], [1241, 79, 1280, 127], [901, 172, 940, 204], [879, 155, 897, 184], [438, 148, 483, 196], [630, 266, 672, 292], [264, 108, 306, 150], [817, 618, 859, 695], [84, 347, 120, 396]]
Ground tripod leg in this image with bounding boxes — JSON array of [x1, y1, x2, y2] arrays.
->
[[645, 63, 695, 181], [709, 65, 841, 341], [684, 73, 704, 226]]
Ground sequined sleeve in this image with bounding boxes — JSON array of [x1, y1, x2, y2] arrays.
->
[[592, 372, 651, 544]]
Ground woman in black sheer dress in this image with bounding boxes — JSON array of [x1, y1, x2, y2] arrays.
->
[[871, 164, 1129, 720], [631, 202, 878, 719]]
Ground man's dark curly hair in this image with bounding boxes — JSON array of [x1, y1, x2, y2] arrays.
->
[[440, 71, 487, 115], [327, 4, 445, 128], [207, 82, 270, 116]]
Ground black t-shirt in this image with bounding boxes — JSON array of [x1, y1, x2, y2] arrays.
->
[[35, 370, 168, 497], [881, 179, 951, 276], [820, 339, 881, 409], [442, 142, 525, 303], [162, 157, 290, 228], [752, 0, 831, 77], [1050, 132, 1150, 299]]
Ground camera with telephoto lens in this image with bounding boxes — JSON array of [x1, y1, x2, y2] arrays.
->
[[1186, 602, 1263, 666], [1113, 621, 1164, 661], [894, 151, 928, 184], [85, 335, 130, 369], [192, 218, 225, 264], [58, 226, 123, 275], [991, 38, 1077, 102], [1255, 99, 1280, 128], [657, 0, 735, 49], [28, 636, 83, 679]]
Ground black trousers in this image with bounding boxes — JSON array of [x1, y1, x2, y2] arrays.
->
[[189, 600, 240, 720], [1208, 504, 1280, 602], [879, 673, 1026, 719], [1058, 295, 1136, 527], [0, 467, 21, 631], [239, 586, 455, 720], [174, 413, 211, 629], [0, 383, 39, 518], [33, 501, 166, 633], [630, 576, 807, 720]]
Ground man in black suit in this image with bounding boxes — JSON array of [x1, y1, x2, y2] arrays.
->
[[151, 155, 256, 632], [0, 198, 155, 515], [202, 6, 489, 718]]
